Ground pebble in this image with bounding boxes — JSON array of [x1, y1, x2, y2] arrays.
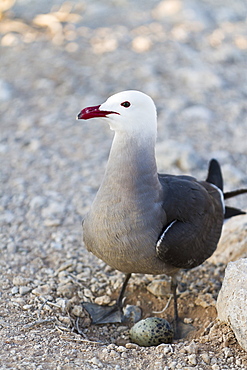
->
[[211, 365, 220, 370], [32, 285, 53, 296], [195, 293, 216, 308], [187, 354, 197, 366], [184, 341, 198, 354], [94, 295, 111, 305], [201, 353, 210, 364], [125, 343, 140, 350], [71, 305, 84, 317], [222, 347, 232, 358], [19, 286, 32, 295], [56, 298, 71, 312], [89, 357, 103, 368], [56, 283, 76, 298], [11, 286, 19, 295], [184, 318, 193, 324], [146, 279, 171, 296], [123, 304, 142, 323], [13, 276, 31, 286]]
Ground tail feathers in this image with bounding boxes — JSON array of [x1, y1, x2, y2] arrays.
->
[[206, 158, 223, 190], [225, 206, 246, 219], [206, 158, 247, 219], [224, 189, 247, 199]]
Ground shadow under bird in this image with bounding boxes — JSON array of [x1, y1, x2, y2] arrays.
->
[[77, 90, 247, 338]]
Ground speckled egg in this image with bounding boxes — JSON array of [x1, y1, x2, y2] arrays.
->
[[129, 317, 173, 347]]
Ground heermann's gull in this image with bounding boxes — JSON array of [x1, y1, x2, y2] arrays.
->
[[77, 90, 247, 336]]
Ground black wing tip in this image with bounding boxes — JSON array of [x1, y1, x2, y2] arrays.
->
[[206, 158, 223, 190], [224, 206, 246, 219]]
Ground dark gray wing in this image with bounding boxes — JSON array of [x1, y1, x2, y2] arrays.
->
[[156, 174, 224, 269]]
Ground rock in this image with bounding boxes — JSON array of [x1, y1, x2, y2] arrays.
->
[[146, 279, 171, 296], [184, 340, 198, 354], [209, 215, 247, 264], [217, 259, 247, 351], [13, 276, 31, 286], [94, 295, 111, 305], [19, 286, 32, 295], [201, 353, 210, 364], [123, 305, 142, 323], [125, 343, 140, 350], [195, 293, 216, 308], [57, 283, 76, 299], [188, 354, 197, 366], [32, 284, 53, 297], [11, 287, 19, 295]]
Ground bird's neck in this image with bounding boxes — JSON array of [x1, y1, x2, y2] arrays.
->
[[100, 131, 161, 195]]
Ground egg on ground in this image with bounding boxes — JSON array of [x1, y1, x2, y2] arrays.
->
[[129, 317, 173, 347]]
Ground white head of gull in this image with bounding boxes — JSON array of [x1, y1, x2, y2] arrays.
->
[[79, 90, 157, 137], [77, 90, 247, 337]]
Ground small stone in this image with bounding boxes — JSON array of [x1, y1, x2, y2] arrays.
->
[[58, 316, 71, 326], [195, 293, 216, 308], [188, 354, 197, 366], [125, 342, 140, 350], [94, 295, 111, 305], [57, 283, 76, 299], [184, 318, 194, 324], [41, 202, 65, 218], [19, 286, 32, 295], [44, 219, 62, 227], [211, 364, 220, 370], [116, 346, 127, 353], [32, 285, 53, 296], [56, 298, 71, 312], [223, 347, 232, 358], [23, 304, 32, 310], [185, 341, 198, 354], [162, 344, 173, 354], [11, 287, 19, 295], [236, 359, 242, 366], [201, 353, 210, 364], [71, 305, 84, 317], [7, 242, 18, 253], [13, 276, 31, 286], [29, 196, 46, 209], [123, 304, 142, 323], [89, 357, 103, 368], [83, 288, 94, 300], [146, 279, 171, 296]]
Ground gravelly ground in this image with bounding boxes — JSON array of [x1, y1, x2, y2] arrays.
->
[[0, 0, 247, 369]]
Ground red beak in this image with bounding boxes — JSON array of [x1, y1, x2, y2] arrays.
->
[[77, 105, 119, 120]]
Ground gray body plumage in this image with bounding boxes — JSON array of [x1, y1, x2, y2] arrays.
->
[[83, 130, 224, 276]]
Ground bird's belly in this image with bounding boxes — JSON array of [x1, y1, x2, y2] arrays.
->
[[82, 204, 176, 276]]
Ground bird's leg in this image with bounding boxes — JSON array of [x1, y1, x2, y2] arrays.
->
[[116, 273, 132, 307], [82, 273, 131, 325]]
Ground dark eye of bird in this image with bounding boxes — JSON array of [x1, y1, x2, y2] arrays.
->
[[121, 101, 131, 108]]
